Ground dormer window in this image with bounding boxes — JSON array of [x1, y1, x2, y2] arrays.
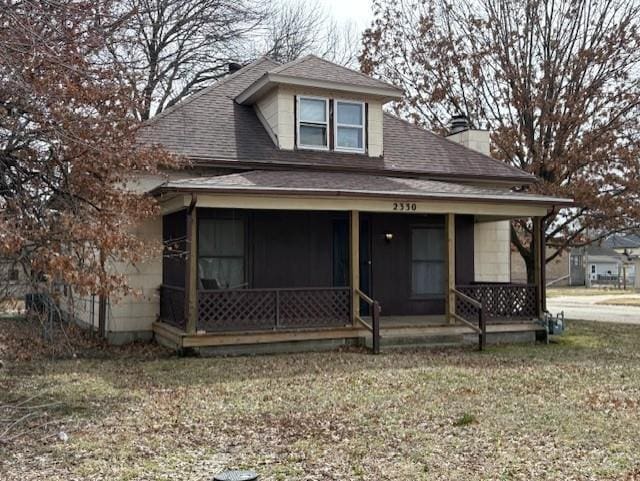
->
[[335, 100, 365, 153], [297, 96, 329, 150]]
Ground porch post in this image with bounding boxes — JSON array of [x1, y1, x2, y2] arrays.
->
[[532, 216, 545, 317], [184, 196, 198, 333], [350, 210, 360, 324], [445, 213, 456, 324]]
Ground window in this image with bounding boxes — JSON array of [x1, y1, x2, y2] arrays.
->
[[591, 265, 596, 274], [411, 227, 445, 296], [297, 96, 329, 150], [335, 100, 365, 152], [198, 218, 245, 289], [8, 269, 19, 282]]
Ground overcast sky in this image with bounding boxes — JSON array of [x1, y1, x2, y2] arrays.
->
[[321, 0, 374, 31]]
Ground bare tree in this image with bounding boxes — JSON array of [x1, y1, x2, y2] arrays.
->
[[109, 0, 268, 120], [0, 0, 176, 299], [361, 0, 640, 282], [254, 0, 361, 67]]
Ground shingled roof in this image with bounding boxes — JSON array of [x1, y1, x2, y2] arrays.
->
[[156, 170, 569, 206], [267, 54, 400, 91], [139, 56, 536, 184]]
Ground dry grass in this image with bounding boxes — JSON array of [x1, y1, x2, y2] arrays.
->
[[596, 297, 640, 307], [548, 286, 639, 298], [2, 319, 640, 480]]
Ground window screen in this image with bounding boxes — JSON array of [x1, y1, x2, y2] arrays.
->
[[198, 218, 245, 289], [335, 101, 364, 151], [298, 97, 328, 149], [411, 227, 445, 296]]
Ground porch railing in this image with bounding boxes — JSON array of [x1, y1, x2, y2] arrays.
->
[[159, 285, 186, 330], [451, 287, 486, 350], [197, 286, 351, 332], [354, 288, 381, 354], [455, 283, 538, 321]]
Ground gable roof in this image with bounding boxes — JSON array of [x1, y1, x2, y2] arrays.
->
[[268, 54, 400, 91], [603, 233, 640, 250], [139, 56, 536, 185]]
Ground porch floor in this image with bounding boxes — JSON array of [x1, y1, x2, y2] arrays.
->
[[153, 316, 545, 352]]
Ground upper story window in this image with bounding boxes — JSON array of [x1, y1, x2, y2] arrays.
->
[[335, 100, 365, 153], [297, 96, 329, 150]]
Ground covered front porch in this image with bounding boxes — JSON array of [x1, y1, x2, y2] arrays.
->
[[152, 172, 554, 353]]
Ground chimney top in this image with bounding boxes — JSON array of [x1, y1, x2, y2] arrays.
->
[[449, 113, 469, 134], [228, 62, 243, 73]]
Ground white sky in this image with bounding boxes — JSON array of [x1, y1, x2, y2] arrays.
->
[[320, 0, 374, 31]]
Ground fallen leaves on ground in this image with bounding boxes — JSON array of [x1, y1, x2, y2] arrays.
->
[[1, 319, 640, 480]]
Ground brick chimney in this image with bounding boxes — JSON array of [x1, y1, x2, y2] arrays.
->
[[445, 114, 490, 156]]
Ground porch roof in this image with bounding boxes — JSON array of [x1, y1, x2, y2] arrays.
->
[[153, 170, 572, 207]]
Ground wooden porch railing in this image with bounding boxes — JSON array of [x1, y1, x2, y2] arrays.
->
[[451, 287, 486, 350], [354, 288, 381, 354], [456, 284, 538, 321], [196, 286, 351, 332], [159, 285, 186, 330]]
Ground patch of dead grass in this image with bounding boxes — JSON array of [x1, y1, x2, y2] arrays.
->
[[1, 319, 640, 480]]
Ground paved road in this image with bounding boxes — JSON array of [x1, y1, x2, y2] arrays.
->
[[547, 295, 640, 324]]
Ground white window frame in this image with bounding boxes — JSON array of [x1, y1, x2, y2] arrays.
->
[[296, 96, 329, 151], [334, 99, 366, 153]]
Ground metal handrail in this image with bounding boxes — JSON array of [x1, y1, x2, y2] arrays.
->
[[451, 287, 486, 351], [355, 287, 381, 354]]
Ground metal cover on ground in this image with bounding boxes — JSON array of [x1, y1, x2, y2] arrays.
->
[[213, 470, 258, 481]]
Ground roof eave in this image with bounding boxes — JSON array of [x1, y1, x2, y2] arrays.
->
[[183, 157, 538, 187], [153, 184, 573, 208], [235, 72, 404, 105]]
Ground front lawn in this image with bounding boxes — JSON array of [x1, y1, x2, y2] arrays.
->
[[2, 319, 640, 480]]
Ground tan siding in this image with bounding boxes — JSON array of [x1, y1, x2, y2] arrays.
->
[[277, 86, 384, 157], [474, 220, 511, 282], [255, 88, 279, 144]]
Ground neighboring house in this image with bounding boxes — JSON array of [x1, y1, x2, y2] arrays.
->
[[569, 245, 633, 287], [603, 233, 640, 256], [63, 55, 572, 351], [0, 260, 29, 301]]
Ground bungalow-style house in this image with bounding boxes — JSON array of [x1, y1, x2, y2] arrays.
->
[[64, 55, 571, 353]]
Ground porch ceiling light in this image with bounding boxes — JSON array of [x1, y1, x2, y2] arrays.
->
[[385, 232, 394, 242]]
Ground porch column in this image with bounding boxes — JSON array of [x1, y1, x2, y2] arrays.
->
[[350, 210, 360, 324], [445, 213, 456, 324], [532, 216, 546, 317], [184, 196, 198, 333]]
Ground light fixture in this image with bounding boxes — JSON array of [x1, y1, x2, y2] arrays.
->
[[384, 232, 394, 242]]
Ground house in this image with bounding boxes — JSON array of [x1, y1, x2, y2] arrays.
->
[[63, 55, 572, 352], [569, 245, 633, 287]]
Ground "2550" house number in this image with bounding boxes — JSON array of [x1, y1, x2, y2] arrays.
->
[[393, 202, 417, 211]]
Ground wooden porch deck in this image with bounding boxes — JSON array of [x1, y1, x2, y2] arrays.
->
[[153, 315, 544, 352]]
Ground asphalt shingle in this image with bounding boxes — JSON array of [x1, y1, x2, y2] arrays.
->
[[139, 56, 535, 184]]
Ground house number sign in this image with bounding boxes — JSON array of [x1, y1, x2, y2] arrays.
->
[[393, 202, 417, 211]]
